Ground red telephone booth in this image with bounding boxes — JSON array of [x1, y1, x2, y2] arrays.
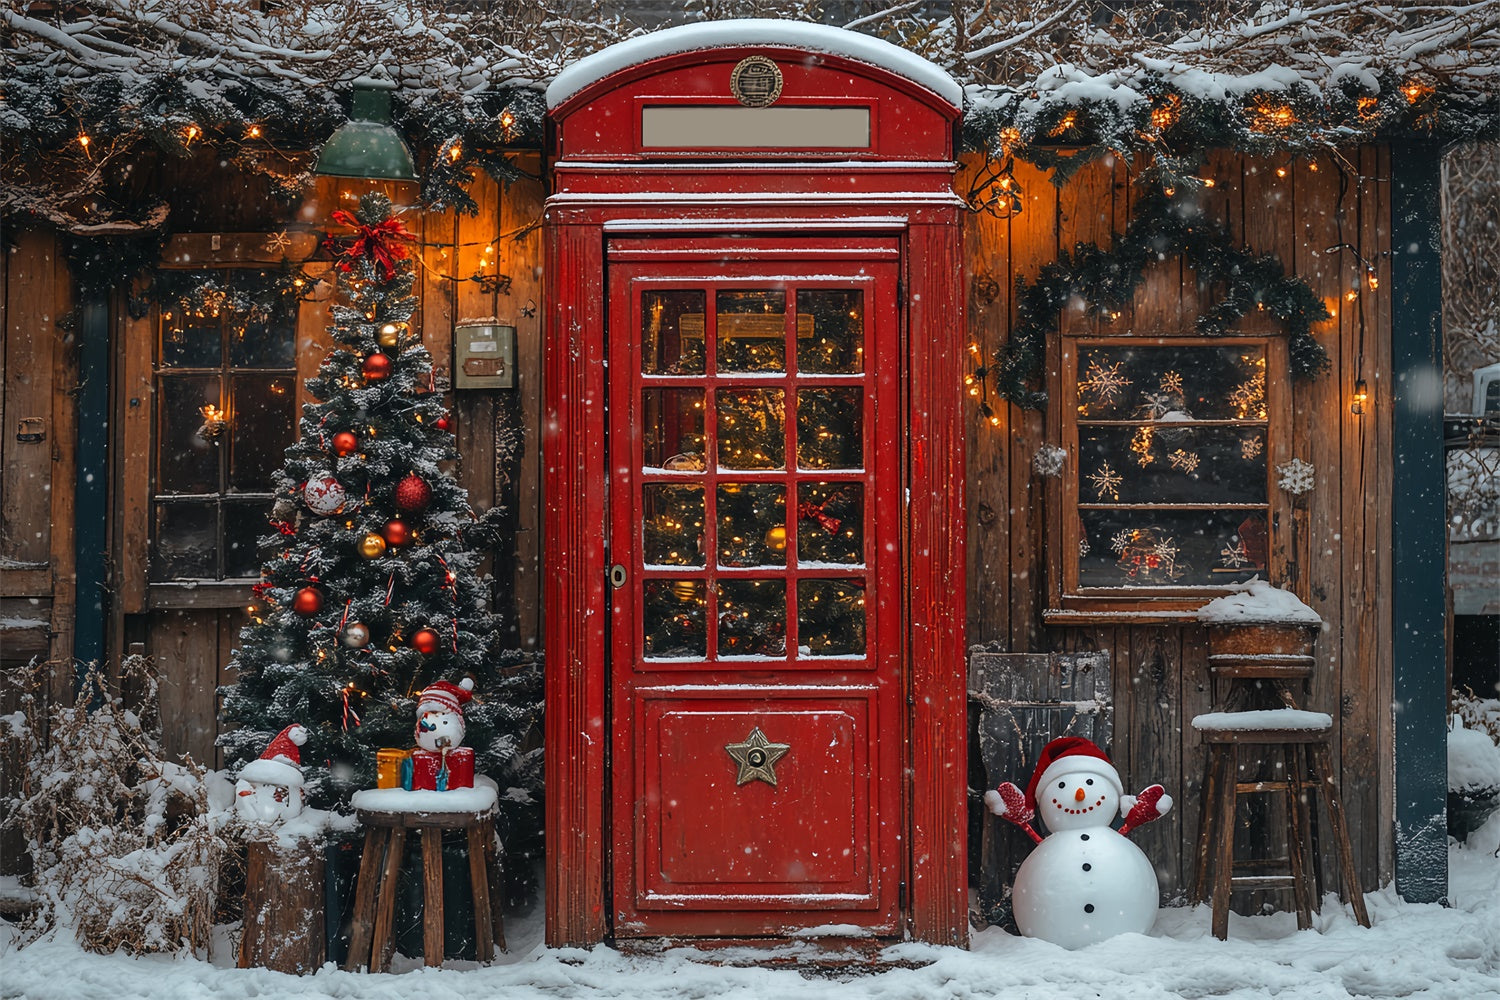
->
[[543, 22, 967, 947]]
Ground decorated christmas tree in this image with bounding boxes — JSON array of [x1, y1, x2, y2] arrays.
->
[[220, 194, 540, 857]]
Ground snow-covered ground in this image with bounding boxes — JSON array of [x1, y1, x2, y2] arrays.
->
[[3, 815, 1497, 1000]]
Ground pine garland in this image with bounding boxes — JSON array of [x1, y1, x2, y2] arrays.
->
[[990, 181, 1332, 410]]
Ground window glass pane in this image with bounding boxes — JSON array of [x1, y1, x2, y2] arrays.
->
[[717, 483, 785, 568], [796, 289, 863, 374], [1076, 345, 1268, 421], [160, 313, 222, 368], [223, 499, 273, 578], [644, 484, 704, 567], [157, 376, 221, 494], [152, 502, 218, 580], [643, 389, 705, 470], [232, 301, 298, 368], [718, 579, 786, 658], [797, 482, 863, 565], [717, 389, 785, 470], [643, 579, 706, 659], [229, 375, 296, 491], [716, 289, 786, 373], [643, 290, 706, 375], [1078, 510, 1268, 588], [797, 578, 866, 656], [1080, 426, 1267, 503], [796, 387, 862, 470]]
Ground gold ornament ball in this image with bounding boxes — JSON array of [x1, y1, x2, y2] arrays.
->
[[671, 579, 698, 602], [764, 525, 787, 551], [358, 532, 388, 559], [378, 322, 404, 348]]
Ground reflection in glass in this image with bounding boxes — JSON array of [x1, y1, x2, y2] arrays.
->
[[717, 389, 785, 469], [1078, 509, 1267, 588], [717, 483, 785, 567], [644, 484, 705, 566], [231, 305, 298, 368], [160, 315, 223, 368], [152, 503, 218, 579], [223, 500, 273, 577], [796, 289, 863, 374], [643, 389, 705, 470], [158, 376, 221, 494], [797, 482, 863, 564], [643, 579, 706, 658], [718, 579, 786, 657], [798, 578, 866, 656], [716, 289, 786, 373], [230, 375, 296, 491], [643, 290, 706, 375], [797, 387, 862, 469]]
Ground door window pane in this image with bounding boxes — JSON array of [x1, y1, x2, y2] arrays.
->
[[716, 289, 786, 373], [642, 389, 706, 470], [717, 389, 785, 469], [160, 314, 223, 368], [230, 375, 296, 491], [157, 376, 221, 494], [796, 289, 863, 374], [717, 483, 785, 568], [797, 578, 866, 656], [153, 502, 218, 579], [223, 499, 274, 578], [644, 579, 706, 659], [797, 482, 863, 565], [643, 290, 706, 375], [796, 388, 862, 470], [644, 484, 705, 567], [718, 579, 786, 657]]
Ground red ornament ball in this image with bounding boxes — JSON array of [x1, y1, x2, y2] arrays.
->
[[293, 587, 323, 615], [332, 431, 358, 457], [435, 415, 451, 432], [394, 473, 432, 513], [412, 628, 441, 655], [362, 352, 392, 380], [383, 519, 411, 546]]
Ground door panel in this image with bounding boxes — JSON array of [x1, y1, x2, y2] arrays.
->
[[608, 239, 902, 939]]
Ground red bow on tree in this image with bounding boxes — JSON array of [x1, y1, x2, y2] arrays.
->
[[798, 498, 842, 535], [326, 210, 417, 281]]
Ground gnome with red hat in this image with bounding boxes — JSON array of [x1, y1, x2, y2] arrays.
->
[[235, 724, 309, 824], [984, 736, 1172, 948], [407, 677, 476, 791]]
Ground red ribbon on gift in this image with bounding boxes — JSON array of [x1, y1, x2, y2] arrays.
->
[[326, 210, 417, 281]]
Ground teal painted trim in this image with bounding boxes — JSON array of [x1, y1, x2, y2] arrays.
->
[[1390, 142, 1448, 904], [74, 297, 109, 707]]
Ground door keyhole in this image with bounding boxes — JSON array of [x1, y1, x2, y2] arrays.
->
[[609, 564, 627, 589]]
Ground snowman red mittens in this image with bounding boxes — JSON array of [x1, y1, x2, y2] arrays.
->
[[1117, 783, 1173, 836], [984, 781, 1043, 844]]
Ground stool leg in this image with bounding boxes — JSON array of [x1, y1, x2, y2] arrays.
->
[[372, 827, 405, 972], [1282, 744, 1312, 930], [1211, 745, 1238, 941], [343, 827, 385, 971], [467, 821, 494, 963], [1289, 743, 1319, 917], [1312, 743, 1371, 928], [486, 825, 507, 952], [421, 828, 446, 967], [1193, 744, 1223, 905]]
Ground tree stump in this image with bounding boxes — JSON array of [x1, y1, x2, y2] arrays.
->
[[240, 836, 326, 973]]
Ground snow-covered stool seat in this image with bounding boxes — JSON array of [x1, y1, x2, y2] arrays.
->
[[344, 778, 505, 972], [1190, 709, 1370, 940]]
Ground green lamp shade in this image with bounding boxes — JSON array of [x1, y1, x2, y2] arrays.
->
[[316, 83, 417, 180]]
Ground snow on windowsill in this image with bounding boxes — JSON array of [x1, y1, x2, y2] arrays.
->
[[1192, 709, 1332, 732], [1195, 578, 1323, 627]]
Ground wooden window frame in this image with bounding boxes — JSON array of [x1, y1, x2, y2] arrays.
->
[[1044, 332, 1293, 623]]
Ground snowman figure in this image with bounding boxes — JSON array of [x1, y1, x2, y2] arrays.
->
[[235, 724, 308, 824], [985, 736, 1172, 949], [414, 677, 474, 751]]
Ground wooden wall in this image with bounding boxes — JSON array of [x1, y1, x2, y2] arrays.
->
[[963, 148, 1395, 895]]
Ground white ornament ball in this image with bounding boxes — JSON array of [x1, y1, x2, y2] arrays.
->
[[303, 474, 347, 515], [415, 709, 466, 752], [1012, 827, 1159, 949]]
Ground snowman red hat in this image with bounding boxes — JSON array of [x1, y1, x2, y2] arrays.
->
[[416, 677, 475, 717], [238, 724, 308, 787], [1025, 736, 1123, 812]]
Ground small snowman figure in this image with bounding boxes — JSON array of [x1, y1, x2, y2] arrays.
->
[[985, 736, 1172, 949], [414, 678, 474, 751], [235, 724, 308, 824]]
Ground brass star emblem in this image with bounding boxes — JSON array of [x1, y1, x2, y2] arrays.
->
[[725, 727, 790, 787]]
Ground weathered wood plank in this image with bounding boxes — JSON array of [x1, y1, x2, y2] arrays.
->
[[118, 302, 154, 615], [47, 243, 77, 707], [1179, 623, 1213, 893], [2, 229, 56, 578], [1125, 626, 1182, 896], [151, 609, 222, 766], [1371, 143, 1396, 888], [454, 177, 500, 612]]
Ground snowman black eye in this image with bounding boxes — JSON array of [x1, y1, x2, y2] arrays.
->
[[1058, 781, 1066, 789], [1086, 778, 1094, 785]]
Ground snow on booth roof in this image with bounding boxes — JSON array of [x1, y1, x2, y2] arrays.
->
[[1195, 577, 1324, 627], [545, 18, 963, 110]]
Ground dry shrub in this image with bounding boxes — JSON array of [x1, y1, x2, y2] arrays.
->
[[2, 656, 232, 956]]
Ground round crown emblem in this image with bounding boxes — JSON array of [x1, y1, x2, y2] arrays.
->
[[730, 56, 783, 108]]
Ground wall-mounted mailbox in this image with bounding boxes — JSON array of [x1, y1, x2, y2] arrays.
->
[[453, 324, 516, 389]]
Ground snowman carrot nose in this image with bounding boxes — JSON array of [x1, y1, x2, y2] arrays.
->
[[1074, 787, 1087, 802]]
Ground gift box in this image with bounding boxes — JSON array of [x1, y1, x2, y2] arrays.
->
[[410, 746, 474, 791], [375, 748, 411, 789]]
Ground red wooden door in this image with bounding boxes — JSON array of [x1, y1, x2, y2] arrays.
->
[[606, 237, 903, 938]]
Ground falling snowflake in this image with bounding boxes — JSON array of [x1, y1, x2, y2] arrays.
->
[[1168, 448, 1200, 473], [1241, 436, 1264, 460], [1080, 360, 1132, 406], [1078, 536, 1091, 557], [1088, 461, 1124, 500], [1160, 371, 1183, 394], [1032, 444, 1067, 478], [1110, 529, 1133, 554], [1277, 457, 1316, 495], [264, 230, 293, 254], [1220, 538, 1251, 568]]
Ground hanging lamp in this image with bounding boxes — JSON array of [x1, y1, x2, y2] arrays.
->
[[315, 77, 417, 181]]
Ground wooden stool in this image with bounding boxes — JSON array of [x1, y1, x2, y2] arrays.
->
[[343, 792, 505, 971], [1191, 710, 1371, 940]]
